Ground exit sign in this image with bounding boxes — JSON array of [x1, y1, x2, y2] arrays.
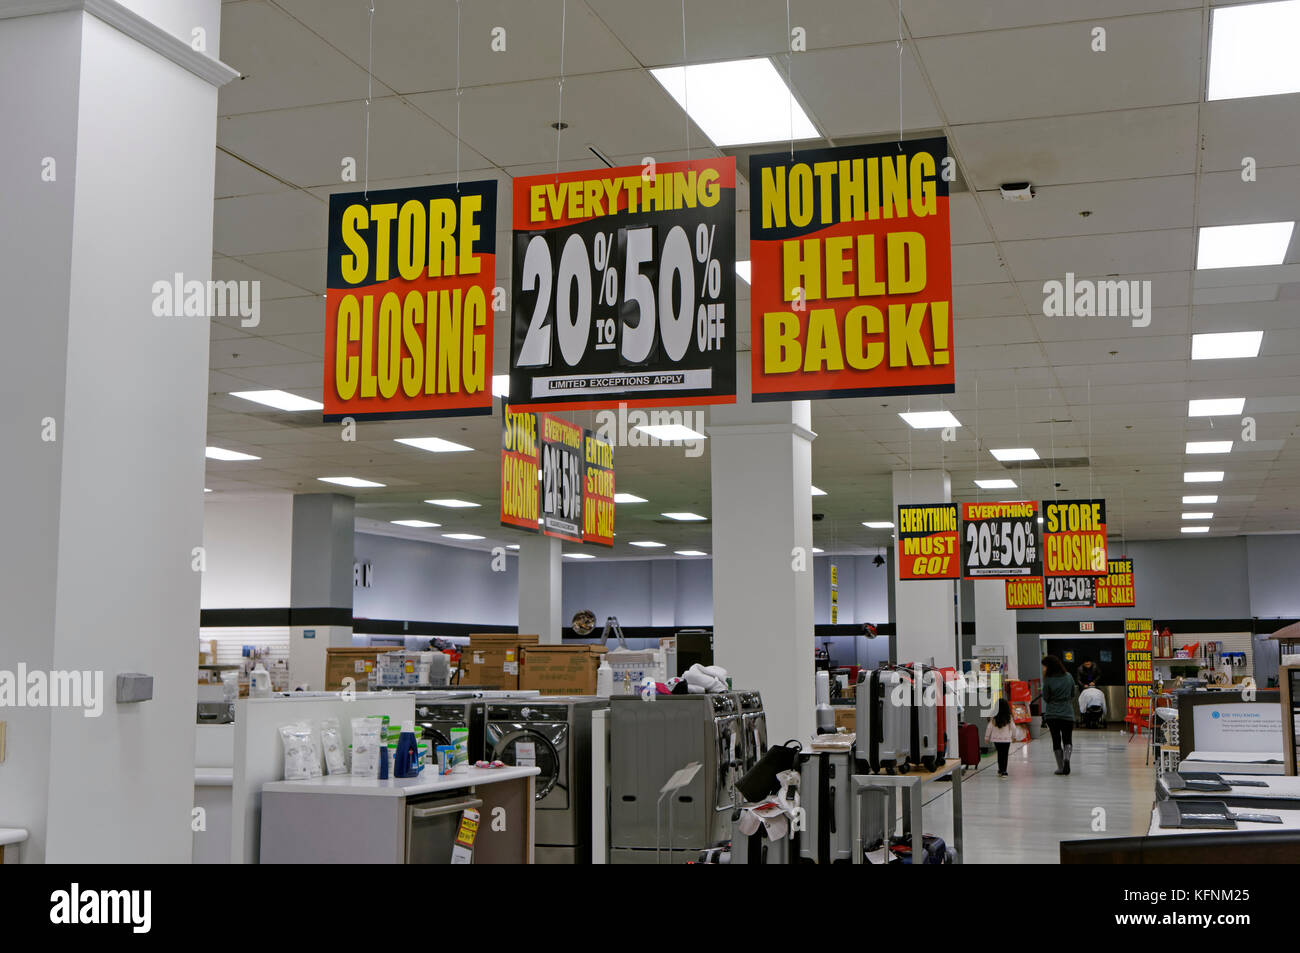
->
[[1080, 621, 1095, 632]]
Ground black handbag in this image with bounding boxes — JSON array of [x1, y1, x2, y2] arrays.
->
[[735, 738, 802, 802]]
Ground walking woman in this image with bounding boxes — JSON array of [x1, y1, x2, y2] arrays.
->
[[1041, 655, 1077, 775]]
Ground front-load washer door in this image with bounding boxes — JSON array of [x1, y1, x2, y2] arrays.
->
[[490, 723, 568, 807]]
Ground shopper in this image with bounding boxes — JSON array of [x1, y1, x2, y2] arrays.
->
[[1042, 656, 1077, 775], [984, 698, 1023, 778], [1075, 657, 1101, 689]]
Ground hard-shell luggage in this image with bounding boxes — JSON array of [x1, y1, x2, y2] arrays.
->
[[958, 721, 980, 767], [856, 667, 909, 773], [901, 663, 948, 771], [796, 750, 856, 863]]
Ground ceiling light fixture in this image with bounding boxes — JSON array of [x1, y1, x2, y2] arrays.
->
[[395, 436, 473, 453], [391, 519, 440, 528], [990, 447, 1039, 462], [862, 521, 894, 529], [1182, 512, 1214, 520], [899, 410, 961, 429], [564, 553, 596, 559], [318, 476, 385, 488], [1196, 222, 1295, 269], [425, 499, 480, 508], [1188, 398, 1245, 417], [613, 493, 647, 504], [675, 550, 708, 556], [735, 261, 751, 284], [1181, 526, 1210, 534], [1183, 495, 1218, 505], [975, 479, 1017, 490], [492, 375, 510, 397], [206, 446, 260, 461], [442, 533, 484, 541], [1184, 472, 1225, 483], [1186, 441, 1233, 454], [229, 390, 323, 411], [633, 423, 707, 442], [661, 512, 707, 521], [1191, 331, 1263, 360], [649, 58, 818, 147], [1207, 0, 1300, 101], [810, 486, 827, 496], [629, 541, 666, 548]]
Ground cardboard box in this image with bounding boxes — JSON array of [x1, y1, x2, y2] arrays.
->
[[832, 705, 856, 733], [520, 645, 607, 696], [465, 633, 539, 689], [324, 647, 384, 691]]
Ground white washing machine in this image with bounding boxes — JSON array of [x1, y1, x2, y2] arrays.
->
[[483, 696, 607, 864]]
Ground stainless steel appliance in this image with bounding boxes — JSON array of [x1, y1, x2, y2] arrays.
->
[[483, 696, 607, 864], [404, 793, 482, 863], [733, 690, 767, 776], [414, 693, 483, 762], [608, 692, 745, 864]]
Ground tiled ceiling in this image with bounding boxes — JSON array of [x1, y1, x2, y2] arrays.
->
[[207, 0, 1300, 557]]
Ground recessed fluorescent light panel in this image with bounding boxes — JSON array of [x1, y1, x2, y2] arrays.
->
[[810, 486, 827, 496], [812, 547, 824, 554], [391, 520, 440, 528], [1183, 495, 1218, 505], [629, 541, 666, 548], [675, 550, 707, 556], [649, 58, 818, 147], [661, 512, 707, 521], [899, 411, 961, 429], [736, 261, 751, 284], [1208, 0, 1300, 101], [975, 479, 1017, 490], [1182, 512, 1214, 521], [862, 521, 894, 529], [990, 448, 1039, 462], [1184, 472, 1225, 483], [564, 553, 595, 559], [395, 436, 473, 453], [492, 375, 510, 397], [1197, 222, 1295, 269], [442, 533, 484, 541], [425, 499, 479, 508], [633, 424, 707, 442], [205, 446, 260, 461], [318, 476, 385, 488], [1188, 398, 1245, 417], [1181, 526, 1210, 534], [614, 493, 647, 504], [1187, 441, 1233, 454], [229, 390, 323, 411], [1191, 331, 1263, 360], [204, 488, 212, 493]]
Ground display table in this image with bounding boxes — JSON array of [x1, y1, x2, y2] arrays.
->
[[1181, 751, 1285, 775], [0, 828, 28, 864], [1157, 774, 1300, 812], [850, 759, 963, 864], [1148, 803, 1300, 836], [260, 765, 540, 864]]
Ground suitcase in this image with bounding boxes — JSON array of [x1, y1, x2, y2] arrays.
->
[[901, 663, 948, 771], [856, 667, 909, 773], [958, 721, 980, 767], [796, 751, 857, 864]]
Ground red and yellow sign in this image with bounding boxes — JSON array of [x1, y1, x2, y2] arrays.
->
[[1096, 557, 1136, 607], [540, 414, 585, 543], [500, 406, 540, 532], [1125, 618, 1154, 720], [748, 138, 953, 402], [325, 181, 497, 420], [1005, 577, 1045, 609], [896, 503, 960, 579], [582, 431, 615, 548], [1041, 500, 1107, 577]]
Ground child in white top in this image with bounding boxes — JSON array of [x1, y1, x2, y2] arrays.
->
[[984, 699, 1025, 778]]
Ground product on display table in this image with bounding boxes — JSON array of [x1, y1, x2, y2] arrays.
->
[[1180, 750, 1285, 775], [856, 667, 909, 774], [1154, 799, 1284, 830], [1157, 773, 1300, 811]]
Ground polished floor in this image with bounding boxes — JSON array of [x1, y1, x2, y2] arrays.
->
[[914, 725, 1155, 863]]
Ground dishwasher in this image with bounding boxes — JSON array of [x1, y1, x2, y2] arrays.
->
[[403, 793, 482, 864]]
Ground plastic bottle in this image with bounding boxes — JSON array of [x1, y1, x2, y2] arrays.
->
[[596, 658, 613, 698], [249, 661, 271, 698], [394, 726, 419, 778]]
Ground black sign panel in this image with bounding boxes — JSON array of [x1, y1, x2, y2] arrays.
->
[[960, 501, 1042, 579], [1045, 575, 1098, 608]]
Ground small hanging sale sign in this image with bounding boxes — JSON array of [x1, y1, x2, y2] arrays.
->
[[960, 501, 1041, 579], [1044, 575, 1097, 609], [1005, 577, 1045, 609], [1096, 557, 1136, 607], [539, 414, 585, 543], [896, 503, 960, 580], [1125, 618, 1155, 721], [500, 406, 540, 533]]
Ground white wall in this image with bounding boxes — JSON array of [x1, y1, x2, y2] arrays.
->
[[202, 494, 294, 608], [353, 532, 518, 626]]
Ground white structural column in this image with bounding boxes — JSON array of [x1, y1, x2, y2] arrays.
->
[[708, 389, 816, 743], [518, 534, 563, 643], [290, 494, 356, 689], [0, 2, 235, 862], [892, 470, 959, 756], [974, 582, 1019, 680]]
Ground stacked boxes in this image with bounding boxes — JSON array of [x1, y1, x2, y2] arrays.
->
[[464, 633, 539, 689], [520, 645, 607, 696]]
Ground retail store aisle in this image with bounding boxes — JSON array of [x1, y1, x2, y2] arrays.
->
[[920, 728, 1153, 863]]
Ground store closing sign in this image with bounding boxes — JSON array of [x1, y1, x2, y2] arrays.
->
[[896, 504, 960, 579], [540, 414, 585, 542], [1125, 618, 1155, 720], [582, 431, 615, 547], [325, 181, 497, 420], [500, 406, 540, 533], [748, 138, 954, 402], [509, 159, 737, 409], [1005, 578, 1044, 609], [1096, 557, 1136, 607], [1045, 575, 1097, 609], [1041, 500, 1107, 576], [961, 501, 1041, 579]]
